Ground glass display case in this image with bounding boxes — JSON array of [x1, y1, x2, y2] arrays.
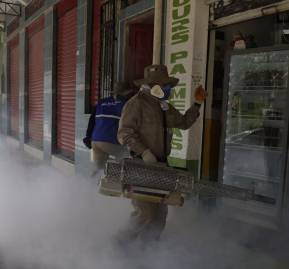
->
[[222, 49, 289, 204]]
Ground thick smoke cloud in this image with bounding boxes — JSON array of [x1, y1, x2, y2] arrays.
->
[[0, 139, 287, 269]]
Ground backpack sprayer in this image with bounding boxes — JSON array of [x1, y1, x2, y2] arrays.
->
[[98, 159, 255, 206]]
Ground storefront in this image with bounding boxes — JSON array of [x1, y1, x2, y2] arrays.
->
[[1, 0, 289, 224], [203, 0, 289, 228]]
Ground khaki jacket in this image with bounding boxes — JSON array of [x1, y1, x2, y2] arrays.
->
[[117, 90, 200, 159]]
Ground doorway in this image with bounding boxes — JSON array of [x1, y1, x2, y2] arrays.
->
[[124, 10, 154, 82], [203, 13, 289, 206]]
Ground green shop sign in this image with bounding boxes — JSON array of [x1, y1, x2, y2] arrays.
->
[[166, 0, 193, 162]]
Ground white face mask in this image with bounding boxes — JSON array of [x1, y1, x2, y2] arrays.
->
[[140, 84, 170, 111], [150, 85, 164, 99], [141, 84, 172, 101]]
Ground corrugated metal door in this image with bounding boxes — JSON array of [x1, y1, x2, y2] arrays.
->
[[8, 36, 19, 139], [27, 17, 44, 148], [56, 2, 77, 160]]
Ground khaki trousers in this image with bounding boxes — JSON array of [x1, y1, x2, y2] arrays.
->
[[122, 200, 168, 243], [92, 143, 168, 242], [91, 141, 128, 170]]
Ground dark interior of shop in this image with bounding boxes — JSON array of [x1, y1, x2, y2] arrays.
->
[[124, 11, 154, 82]]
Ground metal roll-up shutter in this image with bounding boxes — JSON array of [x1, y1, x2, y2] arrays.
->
[[27, 17, 44, 148], [56, 1, 77, 160], [8, 36, 19, 139]]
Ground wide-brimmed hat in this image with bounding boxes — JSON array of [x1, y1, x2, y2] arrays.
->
[[112, 81, 136, 96], [134, 65, 179, 88]]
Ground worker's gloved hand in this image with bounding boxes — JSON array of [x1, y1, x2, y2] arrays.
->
[[194, 85, 207, 105], [142, 149, 157, 163], [83, 137, 92, 149]]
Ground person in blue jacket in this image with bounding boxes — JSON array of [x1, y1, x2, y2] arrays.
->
[[83, 81, 136, 171]]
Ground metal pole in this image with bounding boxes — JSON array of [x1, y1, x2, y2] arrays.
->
[[152, 0, 162, 65]]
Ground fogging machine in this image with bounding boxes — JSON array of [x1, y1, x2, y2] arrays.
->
[[98, 159, 254, 206]]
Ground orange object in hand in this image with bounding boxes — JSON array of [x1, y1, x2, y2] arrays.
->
[[194, 85, 207, 103]]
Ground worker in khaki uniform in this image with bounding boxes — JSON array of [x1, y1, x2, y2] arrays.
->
[[83, 82, 136, 174], [117, 65, 207, 242]]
